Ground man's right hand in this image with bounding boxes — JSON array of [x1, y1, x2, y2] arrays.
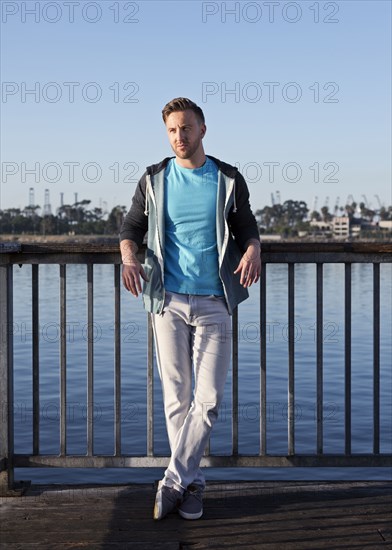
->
[[122, 261, 149, 297]]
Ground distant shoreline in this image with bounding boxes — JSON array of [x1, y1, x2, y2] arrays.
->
[[0, 234, 390, 244], [0, 234, 120, 243]]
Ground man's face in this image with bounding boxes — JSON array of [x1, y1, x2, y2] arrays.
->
[[165, 110, 206, 161]]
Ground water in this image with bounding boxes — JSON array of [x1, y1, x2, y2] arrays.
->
[[12, 262, 392, 483]]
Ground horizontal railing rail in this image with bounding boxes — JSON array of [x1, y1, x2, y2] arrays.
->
[[1, 242, 391, 494]]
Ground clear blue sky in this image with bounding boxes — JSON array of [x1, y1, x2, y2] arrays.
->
[[1, 0, 391, 214]]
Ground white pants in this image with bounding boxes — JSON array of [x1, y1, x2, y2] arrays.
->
[[152, 291, 232, 492]]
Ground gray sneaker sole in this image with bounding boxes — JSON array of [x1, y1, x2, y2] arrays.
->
[[178, 507, 203, 520]]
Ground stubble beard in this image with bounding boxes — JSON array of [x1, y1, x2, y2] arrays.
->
[[172, 138, 201, 160]]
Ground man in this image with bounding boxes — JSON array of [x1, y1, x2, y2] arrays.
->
[[120, 97, 260, 520]]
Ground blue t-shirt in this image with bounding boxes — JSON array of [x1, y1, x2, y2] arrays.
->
[[163, 157, 224, 295]]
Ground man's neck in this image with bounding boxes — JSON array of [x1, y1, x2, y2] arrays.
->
[[175, 151, 206, 169]]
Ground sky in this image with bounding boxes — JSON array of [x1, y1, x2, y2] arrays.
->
[[1, 0, 391, 215]]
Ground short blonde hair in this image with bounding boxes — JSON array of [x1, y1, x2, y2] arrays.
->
[[162, 97, 205, 124]]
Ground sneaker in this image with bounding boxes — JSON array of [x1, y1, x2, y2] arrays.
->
[[153, 480, 183, 520], [178, 484, 204, 520]]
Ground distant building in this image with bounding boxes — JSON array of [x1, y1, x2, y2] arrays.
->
[[309, 220, 332, 237], [379, 220, 392, 233], [260, 234, 282, 241], [332, 216, 350, 238]]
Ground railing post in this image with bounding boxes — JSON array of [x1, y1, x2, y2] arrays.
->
[[260, 261, 267, 456], [0, 262, 30, 495], [344, 263, 352, 455], [0, 263, 17, 494], [232, 307, 239, 456], [316, 263, 324, 454], [288, 263, 295, 455], [147, 313, 154, 456], [373, 263, 380, 454]]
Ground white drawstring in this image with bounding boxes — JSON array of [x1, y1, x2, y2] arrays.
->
[[144, 177, 150, 216]]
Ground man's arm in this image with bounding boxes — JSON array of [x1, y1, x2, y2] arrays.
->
[[228, 173, 259, 250], [234, 238, 261, 288], [120, 239, 149, 297], [120, 171, 149, 245], [120, 238, 139, 266], [119, 172, 150, 297], [228, 172, 261, 287]]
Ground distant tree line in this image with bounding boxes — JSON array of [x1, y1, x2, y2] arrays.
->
[[0, 201, 128, 236], [256, 200, 392, 237], [0, 199, 391, 236]]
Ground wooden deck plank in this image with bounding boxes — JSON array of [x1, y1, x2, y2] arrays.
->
[[1, 482, 391, 549]]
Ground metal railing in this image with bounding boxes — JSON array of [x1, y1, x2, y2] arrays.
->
[[1, 241, 391, 493]]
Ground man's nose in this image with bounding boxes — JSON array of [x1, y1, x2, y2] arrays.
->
[[176, 128, 185, 141]]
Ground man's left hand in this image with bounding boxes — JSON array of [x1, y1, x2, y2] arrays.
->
[[234, 240, 261, 288]]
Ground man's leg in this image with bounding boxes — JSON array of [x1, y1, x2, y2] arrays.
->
[[152, 291, 197, 519], [164, 294, 232, 491], [151, 292, 193, 487]]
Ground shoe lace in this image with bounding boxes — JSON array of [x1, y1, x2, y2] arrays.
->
[[186, 484, 203, 501]]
